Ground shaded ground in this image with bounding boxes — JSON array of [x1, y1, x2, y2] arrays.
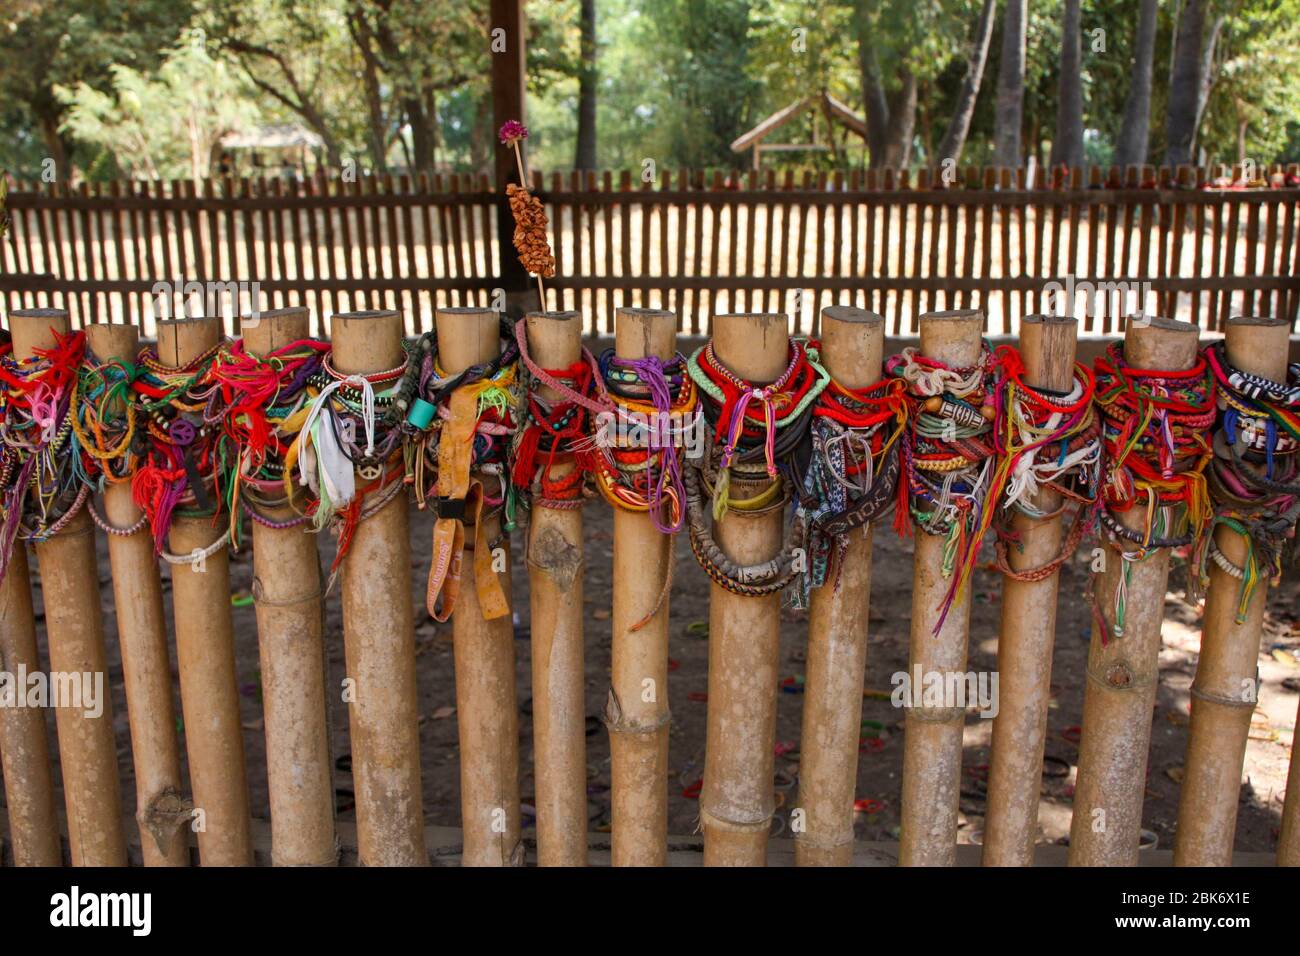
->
[[14, 482, 1295, 861]]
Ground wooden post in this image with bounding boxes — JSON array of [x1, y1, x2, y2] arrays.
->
[[607, 306, 675, 866], [0, 536, 61, 866], [330, 310, 427, 866], [490, 0, 532, 311], [1281, 705, 1300, 865], [243, 307, 336, 866], [85, 321, 188, 867], [1175, 316, 1288, 866], [899, 308, 984, 867], [523, 310, 587, 866], [158, 315, 252, 866], [982, 314, 1078, 866], [1068, 316, 1200, 866], [435, 306, 522, 866], [700, 312, 789, 867], [10, 308, 127, 866], [794, 306, 884, 866]]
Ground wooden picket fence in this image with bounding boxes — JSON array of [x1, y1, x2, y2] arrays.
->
[[2, 164, 1299, 337]]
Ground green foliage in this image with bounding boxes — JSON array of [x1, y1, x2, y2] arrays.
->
[[56, 40, 257, 179]]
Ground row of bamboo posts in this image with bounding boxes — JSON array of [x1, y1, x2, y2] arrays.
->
[[0, 304, 1297, 866]]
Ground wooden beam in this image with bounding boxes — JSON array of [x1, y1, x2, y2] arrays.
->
[[491, 0, 530, 295]]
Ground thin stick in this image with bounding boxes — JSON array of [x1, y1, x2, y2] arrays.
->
[[511, 139, 547, 310]]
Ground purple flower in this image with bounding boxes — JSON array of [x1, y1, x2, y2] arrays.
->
[[499, 120, 529, 147]]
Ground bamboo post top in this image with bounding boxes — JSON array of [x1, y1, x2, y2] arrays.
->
[[436, 307, 499, 373], [84, 322, 139, 362], [918, 309, 984, 367], [713, 313, 789, 382], [331, 310, 402, 374], [1123, 315, 1199, 370], [9, 307, 71, 358], [242, 307, 311, 356], [820, 307, 884, 387], [1225, 315, 1289, 380], [158, 315, 221, 367], [524, 311, 581, 402], [615, 307, 675, 360], [1020, 315, 1078, 391]]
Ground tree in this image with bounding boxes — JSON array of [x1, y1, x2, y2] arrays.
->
[[575, 0, 598, 169], [852, 0, 964, 169], [1165, 0, 1207, 164], [1050, 0, 1083, 167], [993, 0, 1027, 165], [1114, 0, 1158, 166], [0, 0, 194, 179], [935, 0, 997, 165], [57, 41, 256, 180]]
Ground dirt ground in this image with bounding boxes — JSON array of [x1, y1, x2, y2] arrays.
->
[[15, 472, 1295, 862]]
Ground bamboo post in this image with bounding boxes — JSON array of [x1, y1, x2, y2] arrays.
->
[[0, 532, 61, 866], [700, 312, 789, 867], [982, 315, 1078, 866], [1281, 704, 1300, 865], [1068, 316, 1200, 866], [523, 310, 587, 866], [607, 306, 676, 867], [794, 306, 884, 867], [435, 306, 522, 867], [243, 307, 336, 866], [10, 308, 127, 866], [1175, 316, 1288, 866], [85, 321, 188, 867], [899, 308, 984, 867], [330, 310, 427, 866], [158, 315, 252, 866]]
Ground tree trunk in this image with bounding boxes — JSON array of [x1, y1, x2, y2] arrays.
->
[[883, 68, 917, 168], [1051, 0, 1084, 168], [1193, 15, 1225, 147], [35, 106, 69, 182], [936, 0, 997, 166], [406, 96, 437, 170], [857, 26, 891, 167], [994, 0, 1027, 166], [1165, 0, 1206, 166], [575, 0, 598, 170], [1115, 0, 1158, 166]]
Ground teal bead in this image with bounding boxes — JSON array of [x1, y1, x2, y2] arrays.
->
[[406, 397, 436, 429]]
